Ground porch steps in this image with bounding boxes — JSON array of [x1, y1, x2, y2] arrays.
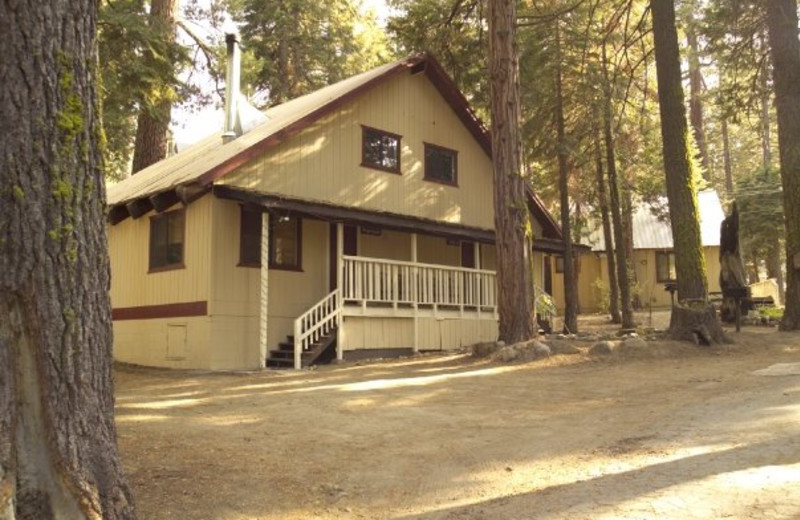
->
[[265, 329, 337, 369]]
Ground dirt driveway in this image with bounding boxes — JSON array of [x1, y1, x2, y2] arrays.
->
[[116, 319, 800, 519]]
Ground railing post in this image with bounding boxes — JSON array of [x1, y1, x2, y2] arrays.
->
[[293, 319, 302, 370], [411, 233, 419, 353], [259, 211, 270, 368], [336, 289, 343, 361]]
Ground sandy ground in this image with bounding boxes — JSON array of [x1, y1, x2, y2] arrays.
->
[[116, 313, 800, 519]]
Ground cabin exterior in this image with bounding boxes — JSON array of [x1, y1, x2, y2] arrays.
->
[[106, 53, 566, 370], [571, 190, 726, 313]]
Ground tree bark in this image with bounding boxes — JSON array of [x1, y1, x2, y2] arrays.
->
[[488, 0, 535, 343], [555, 20, 579, 334], [687, 19, 710, 176], [594, 130, 621, 323], [602, 42, 635, 330], [651, 0, 708, 302], [721, 116, 734, 196], [766, 0, 800, 330], [131, 0, 178, 174], [0, 0, 135, 518]]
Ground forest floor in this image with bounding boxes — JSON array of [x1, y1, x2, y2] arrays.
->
[[116, 311, 800, 519]]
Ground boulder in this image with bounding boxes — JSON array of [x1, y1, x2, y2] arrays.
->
[[590, 340, 616, 355], [471, 341, 500, 358], [621, 337, 647, 350], [495, 346, 519, 362]]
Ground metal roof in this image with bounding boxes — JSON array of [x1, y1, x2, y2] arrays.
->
[[584, 190, 725, 251]]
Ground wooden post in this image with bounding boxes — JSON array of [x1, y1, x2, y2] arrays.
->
[[336, 223, 344, 361], [411, 233, 419, 353], [259, 211, 270, 367]]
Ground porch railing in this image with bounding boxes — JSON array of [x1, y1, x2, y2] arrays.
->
[[293, 288, 342, 369], [342, 255, 496, 312]]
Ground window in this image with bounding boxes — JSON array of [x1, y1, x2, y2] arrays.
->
[[239, 207, 262, 266], [656, 251, 676, 282], [239, 207, 302, 271], [554, 255, 580, 274], [424, 143, 457, 186], [361, 126, 400, 173], [149, 209, 185, 271]]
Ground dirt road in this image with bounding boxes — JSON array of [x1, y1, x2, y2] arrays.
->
[[116, 324, 800, 519]]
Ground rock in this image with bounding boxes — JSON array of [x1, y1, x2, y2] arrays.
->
[[590, 340, 616, 355], [471, 341, 500, 358], [548, 340, 580, 355], [576, 334, 599, 343], [497, 340, 506, 348], [622, 337, 647, 350], [532, 342, 552, 357], [495, 346, 519, 362]]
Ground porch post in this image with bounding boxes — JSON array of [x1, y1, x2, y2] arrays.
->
[[336, 222, 344, 361], [259, 211, 270, 367], [411, 233, 419, 354], [474, 242, 481, 270]]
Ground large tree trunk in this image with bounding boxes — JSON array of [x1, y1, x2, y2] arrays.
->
[[602, 43, 635, 330], [651, 0, 708, 302], [594, 131, 621, 323], [0, 0, 135, 518], [131, 0, 178, 174], [686, 21, 709, 176], [488, 0, 535, 343], [721, 116, 734, 196], [766, 0, 800, 330], [555, 21, 579, 334]]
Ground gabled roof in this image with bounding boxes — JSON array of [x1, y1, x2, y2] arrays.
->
[[584, 190, 725, 251], [105, 54, 561, 241]]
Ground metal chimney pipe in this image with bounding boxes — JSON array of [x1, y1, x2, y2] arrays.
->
[[223, 32, 241, 143]]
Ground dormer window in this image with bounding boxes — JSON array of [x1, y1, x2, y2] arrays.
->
[[361, 126, 401, 173], [424, 143, 457, 186]]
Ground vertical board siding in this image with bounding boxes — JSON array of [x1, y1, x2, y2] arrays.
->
[[219, 72, 496, 229], [340, 316, 495, 351], [108, 195, 211, 309]]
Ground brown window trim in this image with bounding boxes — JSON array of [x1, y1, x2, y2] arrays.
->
[[423, 142, 458, 187], [656, 250, 676, 283], [148, 208, 186, 273], [361, 125, 402, 174]]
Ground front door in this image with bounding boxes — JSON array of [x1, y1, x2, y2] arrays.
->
[[461, 241, 476, 269]]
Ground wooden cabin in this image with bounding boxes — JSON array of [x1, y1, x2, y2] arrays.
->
[[106, 51, 566, 370], [571, 190, 725, 313]]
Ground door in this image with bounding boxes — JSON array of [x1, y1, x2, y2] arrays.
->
[[461, 241, 476, 268]]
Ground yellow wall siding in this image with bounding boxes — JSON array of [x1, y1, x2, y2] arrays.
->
[[113, 316, 212, 368], [341, 315, 496, 351], [417, 235, 461, 266], [219, 71, 496, 229], [108, 196, 212, 308], [208, 198, 330, 352], [359, 228, 412, 261]]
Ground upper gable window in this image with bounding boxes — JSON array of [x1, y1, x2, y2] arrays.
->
[[424, 143, 458, 186], [361, 126, 401, 173], [149, 209, 185, 272]]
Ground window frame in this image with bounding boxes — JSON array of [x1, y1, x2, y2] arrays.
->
[[656, 250, 676, 283], [148, 208, 186, 273], [238, 207, 303, 272], [360, 125, 402, 174], [423, 142, 458, 186], [238, 206, 262, 268]]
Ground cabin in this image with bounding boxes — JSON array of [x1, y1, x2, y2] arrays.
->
[[106, 45, 567, 370], [570, 190, 726, 312]]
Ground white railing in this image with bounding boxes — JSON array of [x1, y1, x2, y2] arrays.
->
[[342, 255, 497, 311], [293, 289, 342, 369]]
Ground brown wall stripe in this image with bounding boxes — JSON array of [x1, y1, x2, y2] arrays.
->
[[112, 301, 207, 321]]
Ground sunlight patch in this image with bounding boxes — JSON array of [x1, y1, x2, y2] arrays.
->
[[753, 363, 800, 377]]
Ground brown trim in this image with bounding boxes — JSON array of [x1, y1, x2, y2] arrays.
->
[[127, 198, 154, 219], [214, 185, 496, 244], [423, 142, 458, 187], [360, 125, 402, 174], [149, 208, 186, 272], [112, 301, 207, 321], [150, 189, 180, 213], [108, 205, 130, 225]]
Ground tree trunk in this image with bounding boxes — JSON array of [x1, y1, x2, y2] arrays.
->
[[766, 0, 800, 330], [687, 19, 710, 176], [594, 130, 621, 323], [721, 116, 734, 196], [488, 0, 535, 343], [555, 20, 579, 334], [602, 43, 635, 330], [131, 0, 178, 174], [766, 242, 785, 305], [719, 203, 748, 322], [651, 0, 708, 302], [0, 0, 135, 518]]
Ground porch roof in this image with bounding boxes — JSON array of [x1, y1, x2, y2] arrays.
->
[[214, 185, 570, 254]]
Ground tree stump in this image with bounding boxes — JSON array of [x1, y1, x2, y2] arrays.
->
[[719, 203, 748, 323], [668, 303, 729, 345]]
